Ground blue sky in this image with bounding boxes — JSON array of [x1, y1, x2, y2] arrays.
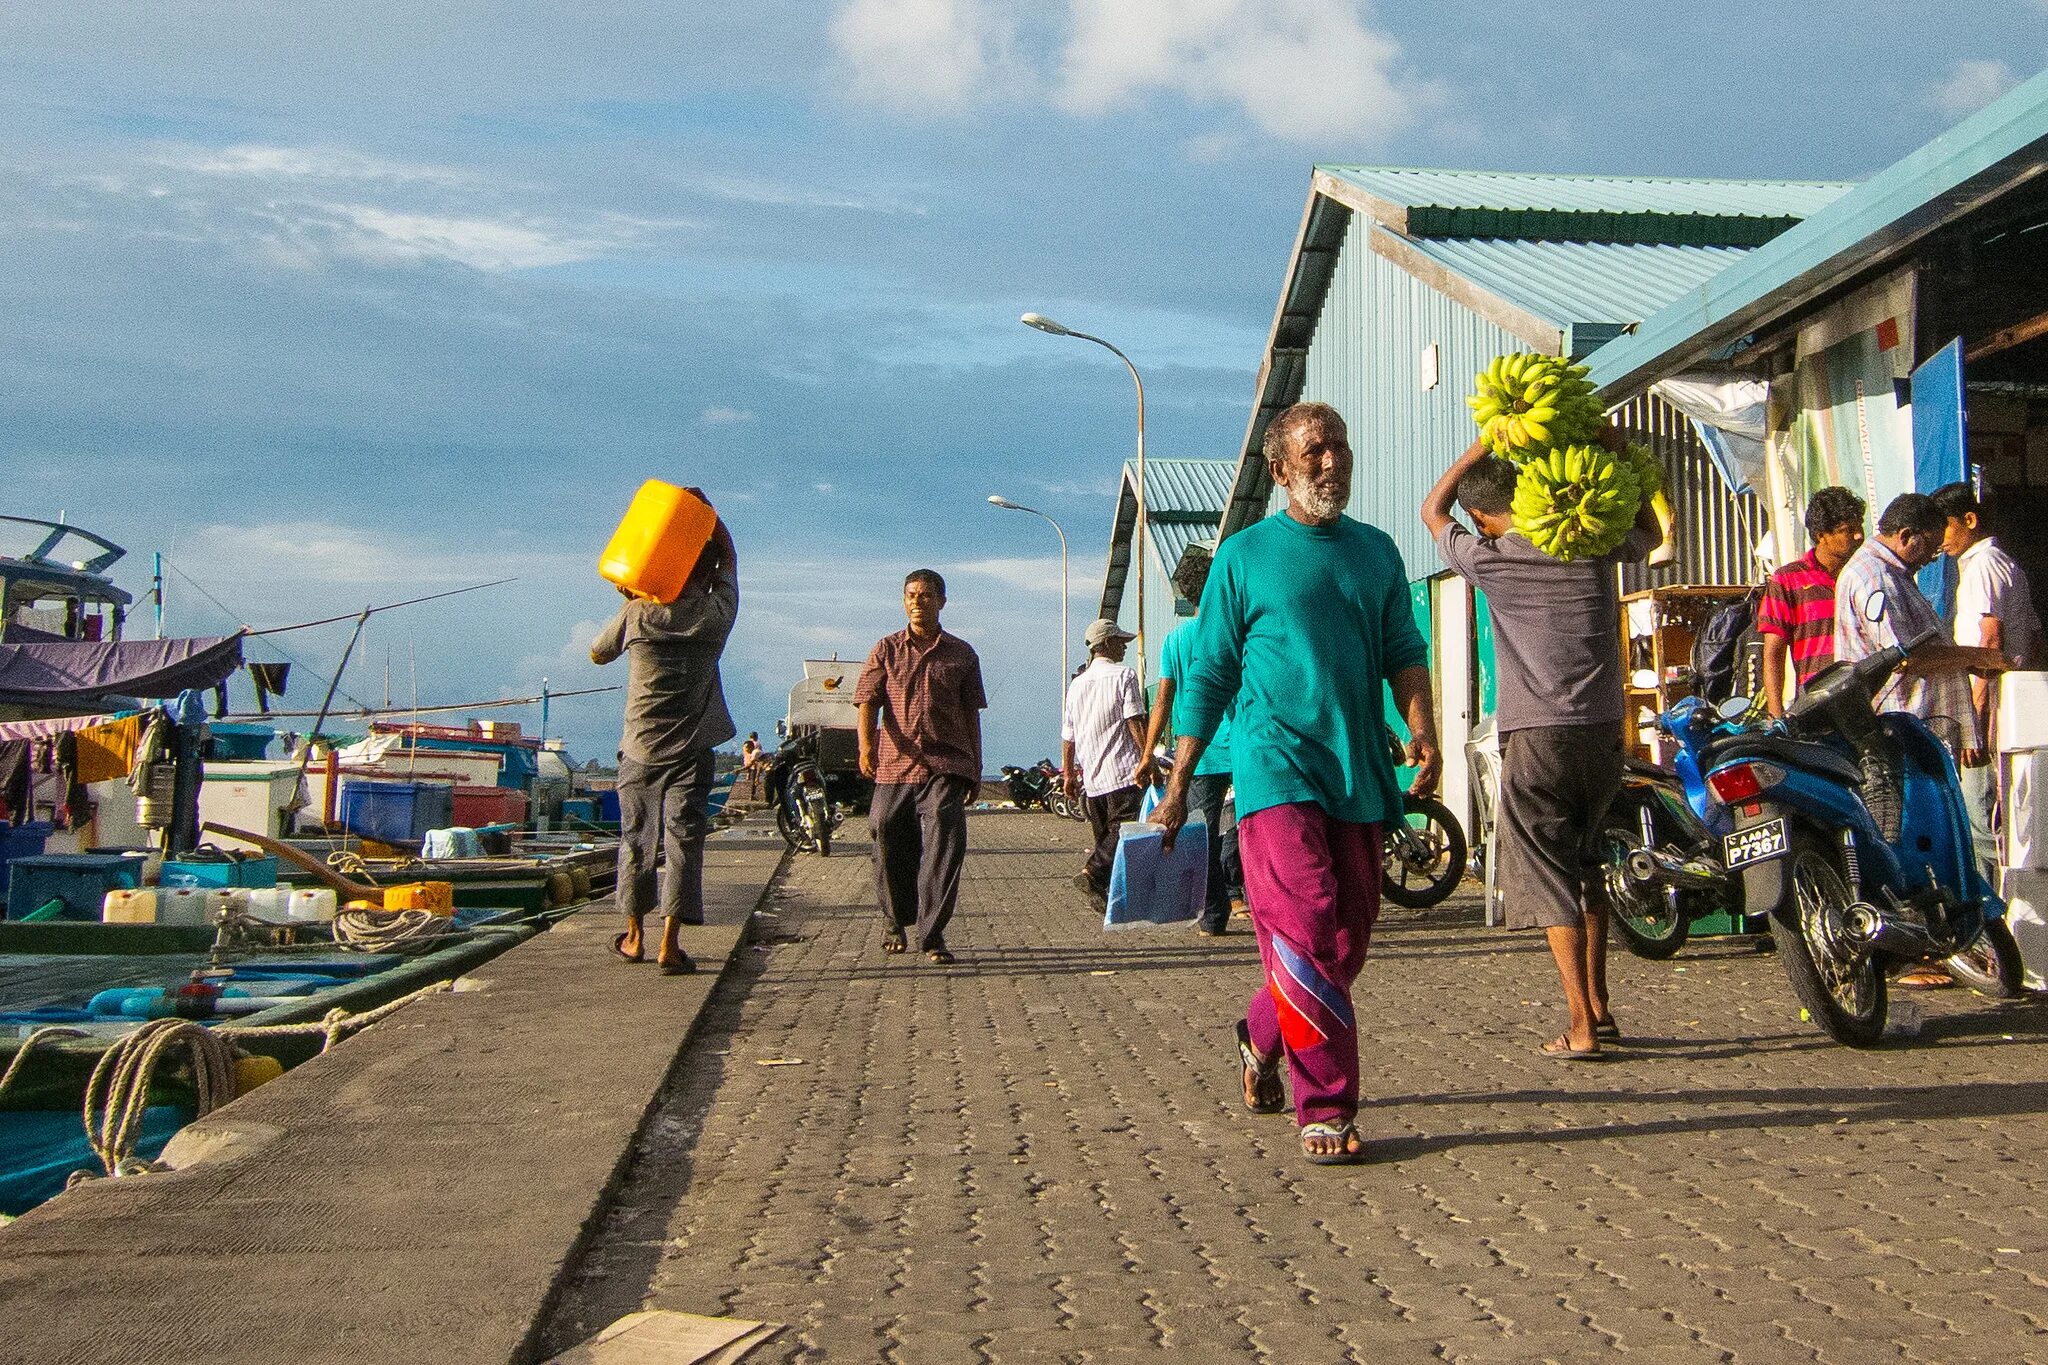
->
[[3, 3, 2043, 766]]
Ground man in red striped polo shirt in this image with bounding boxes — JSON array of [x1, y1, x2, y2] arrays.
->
[[1759, 486, 1866, 718]]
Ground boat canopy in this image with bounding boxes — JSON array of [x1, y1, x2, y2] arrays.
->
[[0, 634, 244, 709]]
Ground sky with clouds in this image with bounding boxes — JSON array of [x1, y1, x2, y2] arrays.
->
[[3, 3, 2043, 766]]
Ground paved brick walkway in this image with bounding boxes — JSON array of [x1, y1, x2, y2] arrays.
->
[[542, 812, 2048, 1363]]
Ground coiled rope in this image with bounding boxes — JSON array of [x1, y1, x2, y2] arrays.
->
[[73, 1018, 238, 1184]]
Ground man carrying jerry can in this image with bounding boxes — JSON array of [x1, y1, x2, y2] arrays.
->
[[592, 483, 740, 975]]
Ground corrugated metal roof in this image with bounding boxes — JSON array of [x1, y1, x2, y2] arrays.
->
[[1319, 166, 1852, 221], [1403, 236, 1753, 332], [1588, 70, 2048, 397], [1134, 458, 1236, 517]]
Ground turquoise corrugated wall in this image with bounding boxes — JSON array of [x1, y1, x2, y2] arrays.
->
[[1292, 216, 1530, 581]]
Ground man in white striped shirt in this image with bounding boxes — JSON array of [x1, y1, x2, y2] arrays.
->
[[1063, 618, 1147, 903]]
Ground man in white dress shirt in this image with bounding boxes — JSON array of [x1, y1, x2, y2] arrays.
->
[[1062, 618, 1147, 904]]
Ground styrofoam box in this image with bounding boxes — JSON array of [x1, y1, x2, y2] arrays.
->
[[1999, 672, 2048, 751], [1999, 867, 2048, 991], [2007, 749, 2045, 871]]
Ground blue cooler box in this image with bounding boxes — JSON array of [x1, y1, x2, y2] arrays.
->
[[6, 852, 145, 921], [338, 779, 455, 844], [160, 854, 280, 889]]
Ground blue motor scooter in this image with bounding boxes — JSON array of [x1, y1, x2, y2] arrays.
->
[[1709, 630, 2022, 1046], [1598, 693, 1753, 959]]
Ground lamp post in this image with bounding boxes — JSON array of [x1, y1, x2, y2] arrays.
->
[[1021, 311, 1147, 683], [988, 495, 1069, 734]]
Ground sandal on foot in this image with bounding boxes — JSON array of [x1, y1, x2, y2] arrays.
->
[[1593, 1019, 1622, 1042], [1299, 1120, 1367, 1165], [658, 954, 697, 976], [1540, 1035, 1605, 1061], [926, 947, 955, 964], [1235, 1020, 1284, 1114], [884, 929, 907, 955], [612, 931, 644, 963]]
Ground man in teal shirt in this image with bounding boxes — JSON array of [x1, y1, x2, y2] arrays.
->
[[1152, 402, 1439, 1165], [1137, 543, 1237, 935]]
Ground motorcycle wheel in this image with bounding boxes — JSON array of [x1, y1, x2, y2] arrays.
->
[[1947, 918, 2024, 998], [1380, 795, 1467, 908], [1599, 803, 1690, 959], [1771, 831, 1887, 1047], [1048, 791, 1069, 819], [805, 794, 832, 858], [775, 799, 811, 853]]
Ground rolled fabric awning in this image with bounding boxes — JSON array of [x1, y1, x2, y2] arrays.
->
[[0, 633, 244, 709]]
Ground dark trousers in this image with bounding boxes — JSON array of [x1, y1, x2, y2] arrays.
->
[[615, 749, 715, 925], [871, 773, 975, 949], [1188, 772, 1234, 932], [1082, 784, 1142, 895]]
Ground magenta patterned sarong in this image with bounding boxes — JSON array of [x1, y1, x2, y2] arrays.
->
[[1238, 802, 1381, 1127]]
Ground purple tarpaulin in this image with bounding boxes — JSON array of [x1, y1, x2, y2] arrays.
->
[[0, 633, 244, 708]]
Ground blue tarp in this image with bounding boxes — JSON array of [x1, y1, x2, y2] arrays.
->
[[0, 1107, 189, 1215]]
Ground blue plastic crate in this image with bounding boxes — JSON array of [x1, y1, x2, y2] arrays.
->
[[160, 854, 280, 889], [338, 779, 455, 845], [6, 852, 144, 921], [0, 821, 53, 894]]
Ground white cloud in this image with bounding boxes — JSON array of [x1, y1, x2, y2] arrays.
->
[[701, 406, 756, 425], [1928, 59, 2017, 117], [954, 556, 1066, 594], [172, 520, 580, 593], [315, 203, 598, 270], [1057, 0, 1430, 143], [690, 174, 929, 217], [829, 0, 1431, 144], [161, 143, 476, 187], [830, 0, 1013, 112]]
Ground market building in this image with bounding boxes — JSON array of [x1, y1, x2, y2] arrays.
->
[[1212, 165, 1850, 826], [1096, 457, 1234, 686]]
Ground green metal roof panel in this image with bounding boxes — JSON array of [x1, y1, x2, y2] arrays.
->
[[1586, 70, 2048, 396], [1401, 235, 1755, 333], [1133, 458, 1235, 518], [1319, 166, 1853, 222]]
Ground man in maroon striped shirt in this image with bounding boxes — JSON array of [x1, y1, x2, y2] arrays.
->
[[1758, 486, 1866, 718]]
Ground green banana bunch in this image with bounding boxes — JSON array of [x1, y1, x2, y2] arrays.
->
[[1510, 442, 1644, 562], [1466, 352, 1605, 459]]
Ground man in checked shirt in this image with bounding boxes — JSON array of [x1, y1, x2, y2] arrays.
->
[[857, 569, 988, 964]]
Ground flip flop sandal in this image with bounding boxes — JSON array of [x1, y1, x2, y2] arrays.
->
[[884, 929, 907, 955], [658, 955, 698, 976], [1235, 1020, 1285, 1114], [1299, 1120, 1367, 1165], [926, 948, 956, 964], [1540, 1035, 1606, 1061], [1593, 1020, 1622, 1042], [612, 931, 644, 963]]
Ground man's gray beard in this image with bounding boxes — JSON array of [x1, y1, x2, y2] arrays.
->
[[1286, 478, 1348, 523]]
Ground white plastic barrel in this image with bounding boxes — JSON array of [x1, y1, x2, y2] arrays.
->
[[2000, 868, 2048, 990], [102, 889, 158, 924], [287, 888, 337, 923], [242, 887, 294, 923], [155, 888, 214, 926]]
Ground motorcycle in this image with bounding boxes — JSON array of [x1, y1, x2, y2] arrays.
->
[[1002, 759, 1059, 812], [1711, 629, 2023, 1046], [1379, 727, 1469, 909], [1598, 694, 1752, 959], [765, 732, 837, 856]]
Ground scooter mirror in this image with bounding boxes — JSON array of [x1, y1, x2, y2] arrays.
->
[[1716, 696, 1752, 724]]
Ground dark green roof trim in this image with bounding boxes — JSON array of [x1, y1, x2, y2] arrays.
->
[[1405, 206, 1806, 248]]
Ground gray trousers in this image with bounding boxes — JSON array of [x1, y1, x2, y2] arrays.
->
[[1498, 723, 1623, 931], [616, 749, 715, 925], [1959, 760, 1999, 883], [1188, 773, 1235, 933], [870, 773, 974, 949]]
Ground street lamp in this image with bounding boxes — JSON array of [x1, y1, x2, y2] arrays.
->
[[988, 495, 1070, 734], [1020, 311, 1147, 683]]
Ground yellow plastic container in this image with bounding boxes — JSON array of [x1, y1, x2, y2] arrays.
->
[[383, 880, 455, 915], [598, 480, 717, 602], [103, 889, 158, 924]]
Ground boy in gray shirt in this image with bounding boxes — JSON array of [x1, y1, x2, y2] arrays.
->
[[1422, 438, 1658, 1060]]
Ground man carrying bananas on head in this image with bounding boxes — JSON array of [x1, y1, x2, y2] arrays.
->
[[1422, 426, 1661, 1061]]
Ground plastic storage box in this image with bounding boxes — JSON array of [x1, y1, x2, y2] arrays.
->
[[451, 786, 527, 829], [160, 854, 280, 889], [0, 821, 53, 895], [7, 852, 145, 921], [338, 779, 455, 845]]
